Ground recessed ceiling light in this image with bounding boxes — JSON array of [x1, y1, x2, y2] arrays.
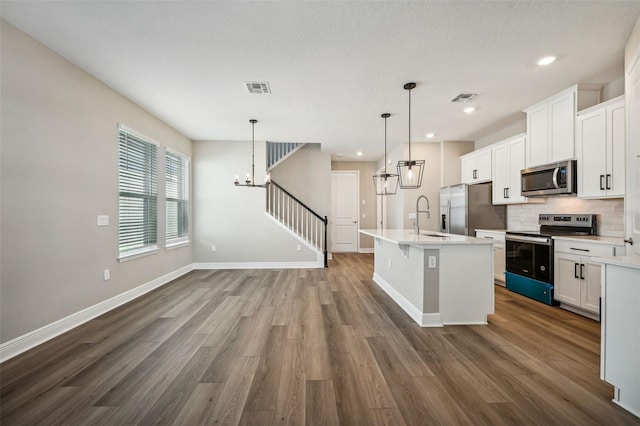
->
[[537, 56, 556, 66], [463, 107, 475, 114], [337, 153, 343, 158], [426, 132, 435, 138], [356, 151, 363, 156]]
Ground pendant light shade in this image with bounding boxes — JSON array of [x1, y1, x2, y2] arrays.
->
[[397, 82, 425, 189], [234, 119, 270, 188], [373, 113, 398, 195]]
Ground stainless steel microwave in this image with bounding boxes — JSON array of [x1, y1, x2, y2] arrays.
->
[[521, 160, 577, 197]]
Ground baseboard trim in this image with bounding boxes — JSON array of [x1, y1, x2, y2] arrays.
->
[[193, 261, 323, 270], [0, 264, 194, 363], [372, 273, 443, 327], [358, 248, 374, 254]]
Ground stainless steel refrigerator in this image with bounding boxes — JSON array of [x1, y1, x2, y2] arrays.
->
[[440, 182, 506, 236]]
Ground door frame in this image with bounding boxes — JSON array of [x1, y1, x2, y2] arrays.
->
[[330, 170, 360, 253]]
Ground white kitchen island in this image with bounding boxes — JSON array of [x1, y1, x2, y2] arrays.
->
[[359, 229, 495, 327]]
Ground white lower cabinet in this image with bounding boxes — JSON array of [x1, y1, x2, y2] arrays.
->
[[475, 230, 505, 285], [553, 239, 623, 318]]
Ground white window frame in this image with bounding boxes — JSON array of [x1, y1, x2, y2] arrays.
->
[[118, 124, 160, 261], [165, 147, 190, 249]]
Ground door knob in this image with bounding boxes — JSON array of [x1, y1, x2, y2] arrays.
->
[[353, 221, 358, 223]]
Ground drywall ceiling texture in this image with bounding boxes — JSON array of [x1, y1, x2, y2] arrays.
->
[[0, 23, 193, 343], [2, 2, 640, 162]]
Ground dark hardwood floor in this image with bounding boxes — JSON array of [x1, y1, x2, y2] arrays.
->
[[1, 253, 638, 425]]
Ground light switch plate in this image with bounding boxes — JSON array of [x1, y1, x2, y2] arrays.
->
[[97, 215, 109, 226], [428, 256, 437, 268]]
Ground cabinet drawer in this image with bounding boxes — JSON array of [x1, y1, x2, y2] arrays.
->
[[476, 230, 506, 243], [554, 240, 618, 257]]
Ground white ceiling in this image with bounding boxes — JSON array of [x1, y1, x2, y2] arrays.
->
[[2, 1, 640, 162]]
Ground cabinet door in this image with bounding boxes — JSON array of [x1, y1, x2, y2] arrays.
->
[[492, 144, 509, 204], [507, 137, 527, 203], [577, 109, 607, 197], [554, 253, 581, 305], [460, 155, 475, 184], [607, 102, 625, 197], [494, 244, 505, 282], [582, 260, 601, 314], [476, 149, 492, 182], [549, 92, 575, 162], [526, 105, 549, 167]]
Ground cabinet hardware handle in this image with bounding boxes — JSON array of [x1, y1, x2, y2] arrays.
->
[[570, 247, 589, 252], [574, 263, 579, 279], [503, 188, 507, 199], [624, 237, 634, 245], [606, 174, 611, 190], [473, 169, 477, 179], [600, 175, 605, 190], [580, 263, 585, 280]]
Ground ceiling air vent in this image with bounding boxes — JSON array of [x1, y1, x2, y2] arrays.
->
[[450, 93, 479, 103], [244, 82, 271, 94]]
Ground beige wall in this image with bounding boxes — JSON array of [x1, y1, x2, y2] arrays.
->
[[331, 161, 377, 249], [1, 22, 193, 343], [272, 144, 331, 217], [192, 140, 319, 263], [441, 141, 474, 187], [384, 142, 442, 233]]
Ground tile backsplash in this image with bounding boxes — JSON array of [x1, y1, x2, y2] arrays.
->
[[507, 197, 624, 237]]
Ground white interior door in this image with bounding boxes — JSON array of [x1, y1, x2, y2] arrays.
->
[[627, 49, 640, 255], [331, 171, 359, 252]]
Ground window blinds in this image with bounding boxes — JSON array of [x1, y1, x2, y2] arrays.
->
[[165, 150, 189, 243], [118, 129, 158, 255]]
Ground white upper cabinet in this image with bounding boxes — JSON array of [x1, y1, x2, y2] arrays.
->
[[576, 96, 625, 198], [524, 85, 601, 168], [460, 147, 492, 184], [492, 134, 543, 204]]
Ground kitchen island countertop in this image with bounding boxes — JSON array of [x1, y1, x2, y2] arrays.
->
[[359, 229, 495, 246]]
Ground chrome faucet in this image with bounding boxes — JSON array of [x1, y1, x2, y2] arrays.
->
[[415, 195, 430, 234]]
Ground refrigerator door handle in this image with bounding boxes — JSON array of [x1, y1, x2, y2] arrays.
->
[[447, 200, 451, 233]]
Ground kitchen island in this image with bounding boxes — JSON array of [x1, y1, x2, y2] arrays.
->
[[594, 255, 640, 418], [359, 229, 495, 327]]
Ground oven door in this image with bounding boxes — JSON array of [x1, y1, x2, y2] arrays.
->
[[505, 234, 552, 283]]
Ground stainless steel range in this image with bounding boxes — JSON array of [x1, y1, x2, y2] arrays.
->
[[505, 214, 597, 305]]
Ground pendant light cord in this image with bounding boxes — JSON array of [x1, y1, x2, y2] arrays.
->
[[408, 86, 412, 162], [251, 120, 255, 183], [384, 115, 388, 173]]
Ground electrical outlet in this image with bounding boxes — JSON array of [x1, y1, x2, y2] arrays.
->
[[428, 256, 437, 268], [211, 245, 217, 252], [104, 269, 110, 281], [97, 215, 109, 226], [362, 213, 366, 219], [296, 244, 302, 251], [408, 212, 416, 220], [362, 199, 366, 205]]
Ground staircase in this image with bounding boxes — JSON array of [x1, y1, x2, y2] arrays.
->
[[266, 142, 305, 171], [266, 179, 328, 267]]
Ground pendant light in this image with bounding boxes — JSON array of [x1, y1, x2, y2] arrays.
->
[[373, 113, 398, 195], [234, 119, 270, 188], [396, 82, 425, 188]]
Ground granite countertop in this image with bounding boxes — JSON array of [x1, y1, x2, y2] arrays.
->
[[592, 255, 640, 270], [552, 235, 625, 246], [359, 229, 494, 246]]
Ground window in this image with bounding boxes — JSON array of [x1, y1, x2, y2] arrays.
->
[[165, 149, 190, 246], [118, 126, 158, 258]]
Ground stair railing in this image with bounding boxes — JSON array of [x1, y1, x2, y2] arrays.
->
[[267, 180, 328, 267]]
